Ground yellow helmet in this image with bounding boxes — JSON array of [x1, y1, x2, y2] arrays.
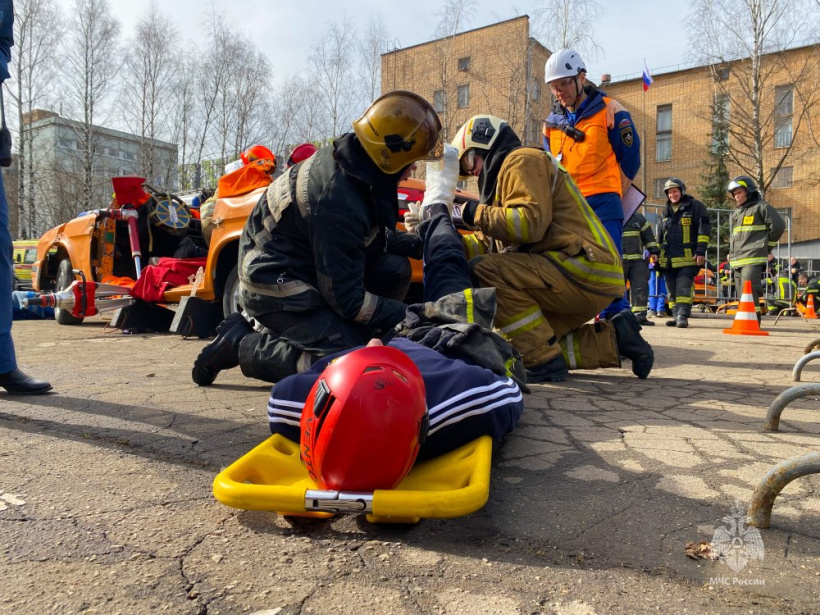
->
[[352, 90, 443, 174], [451, 115, 507, 169]]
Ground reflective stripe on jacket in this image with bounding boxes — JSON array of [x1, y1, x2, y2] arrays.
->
[[659, 195, 711, 269], [465, 148, 624, 298], [622, 211, 659, 261], [728, 197, 786, 269]]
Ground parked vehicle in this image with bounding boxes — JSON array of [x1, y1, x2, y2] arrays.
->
[[12, 239, 39, 290]]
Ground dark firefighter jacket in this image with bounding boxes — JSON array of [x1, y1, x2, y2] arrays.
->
[[237, 134, 413, 332], [728, 195, 786, 269], [622, 212, 659, 261], [659, 195, 711, 269]]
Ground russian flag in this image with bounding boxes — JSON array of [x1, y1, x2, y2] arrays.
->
[[642, 61, 653, 92]]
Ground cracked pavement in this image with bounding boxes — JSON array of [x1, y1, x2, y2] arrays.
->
[[1, 315, 819, 614]]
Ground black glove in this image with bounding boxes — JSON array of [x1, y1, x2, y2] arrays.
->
[[461, 199, 480, 227], [405, 323, 478, 354]]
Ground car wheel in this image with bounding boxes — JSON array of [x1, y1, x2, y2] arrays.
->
[[222, 264, 241, 318], [55, 258, 84, 325]]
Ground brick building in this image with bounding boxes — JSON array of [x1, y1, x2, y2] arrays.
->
[[382, 16, 551, 150], [604, 44, 820, 244]]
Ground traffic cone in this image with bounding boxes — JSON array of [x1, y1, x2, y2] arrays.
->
[[805, 294, 819, 319], [723, 280, 769, 336]]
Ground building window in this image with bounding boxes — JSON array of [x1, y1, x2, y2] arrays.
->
[[529, 77, 542, 101], [656, 105, 672, 162], [653, 177, 672, 200], [457, 56, 470, 72], [457, 84, 470, 108], [770, 166, 793, 189], [774, 85, 793, 148], [715, 66, 730, 82], [433, 89, 445, 114]]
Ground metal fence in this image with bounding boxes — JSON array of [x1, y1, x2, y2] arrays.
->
[[638, 205, 798, 305]]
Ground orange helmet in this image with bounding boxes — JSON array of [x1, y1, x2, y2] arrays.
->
[[300, 346, 428, 491], [287, 143, 318, 168], [240, 144, 276, 166]]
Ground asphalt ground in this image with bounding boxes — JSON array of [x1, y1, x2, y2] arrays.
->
[[1, 312, 819, 614]]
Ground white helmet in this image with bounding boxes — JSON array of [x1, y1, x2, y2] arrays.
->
[[544, 48, 587, 83]]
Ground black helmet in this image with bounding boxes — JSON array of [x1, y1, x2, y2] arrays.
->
[[663, 177, 686, 195], [727, 175, 758, 194]]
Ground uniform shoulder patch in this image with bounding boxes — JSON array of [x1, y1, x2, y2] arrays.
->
[[618, 120, 635, 147]]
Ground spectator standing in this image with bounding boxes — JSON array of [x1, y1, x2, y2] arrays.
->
[[657, 178, 711, 329], [0, 0, 51, 395], [789, 256, 804, 286], [622, 211, 659, 325], [542, 49, 640, 319], [727, 176, 785, 321]]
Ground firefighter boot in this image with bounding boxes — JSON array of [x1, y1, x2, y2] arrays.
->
[[526, 354, 569, 383], [665, 306, 678, 327], [611, 309, 654, 379], [636, 311, 655, 326], [192, 312, 254, 386], [676, 314, 689, 328]]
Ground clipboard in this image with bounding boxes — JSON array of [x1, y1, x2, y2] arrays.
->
[[622, 184, 647, 221]]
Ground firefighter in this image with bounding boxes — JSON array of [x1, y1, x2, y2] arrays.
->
[[727, 176, 785, 321], [658, 178, 711, 328], [797, 271, 820, 305], [622, 211, 659, 325], [766, 273, 797, 315], [191, 91, 442, 386], [543, 48, 640, 319], [453, 115, 654, 383]]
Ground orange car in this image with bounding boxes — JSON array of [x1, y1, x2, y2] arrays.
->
[[31, 176, 466, 325]]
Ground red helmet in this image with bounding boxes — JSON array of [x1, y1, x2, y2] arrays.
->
[[287, 143, 317, 168], [240, 144, 276, 166], [300, 346, 428, 491]]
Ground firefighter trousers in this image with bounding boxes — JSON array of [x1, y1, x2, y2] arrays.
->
[[623, 260, 650, 317], [662, 266, 697, 318], [239, 253, 411, 383], [470, 252, 621, 369], [736, 264, 765, 314]]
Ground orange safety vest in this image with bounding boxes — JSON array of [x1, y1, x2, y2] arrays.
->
[[544, 97, 623, 198]]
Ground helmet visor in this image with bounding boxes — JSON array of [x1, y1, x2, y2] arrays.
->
[[459, 149, 477, 175]]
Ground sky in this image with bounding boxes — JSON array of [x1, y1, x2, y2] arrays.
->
[[70, 0, 692, 84]]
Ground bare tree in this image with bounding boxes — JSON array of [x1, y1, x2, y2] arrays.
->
[[9, 0, 63, 237], [167, 52, 199, 190], [310, 18, 358, 138], [226, 36, 272, 159], [358, 13, 387, 103], [689, 0, 820, 195], [61, 0, 120, 210], [120, 1, 176, 186], [534, 0, 602, 57], [433, 0, 478, 39]]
